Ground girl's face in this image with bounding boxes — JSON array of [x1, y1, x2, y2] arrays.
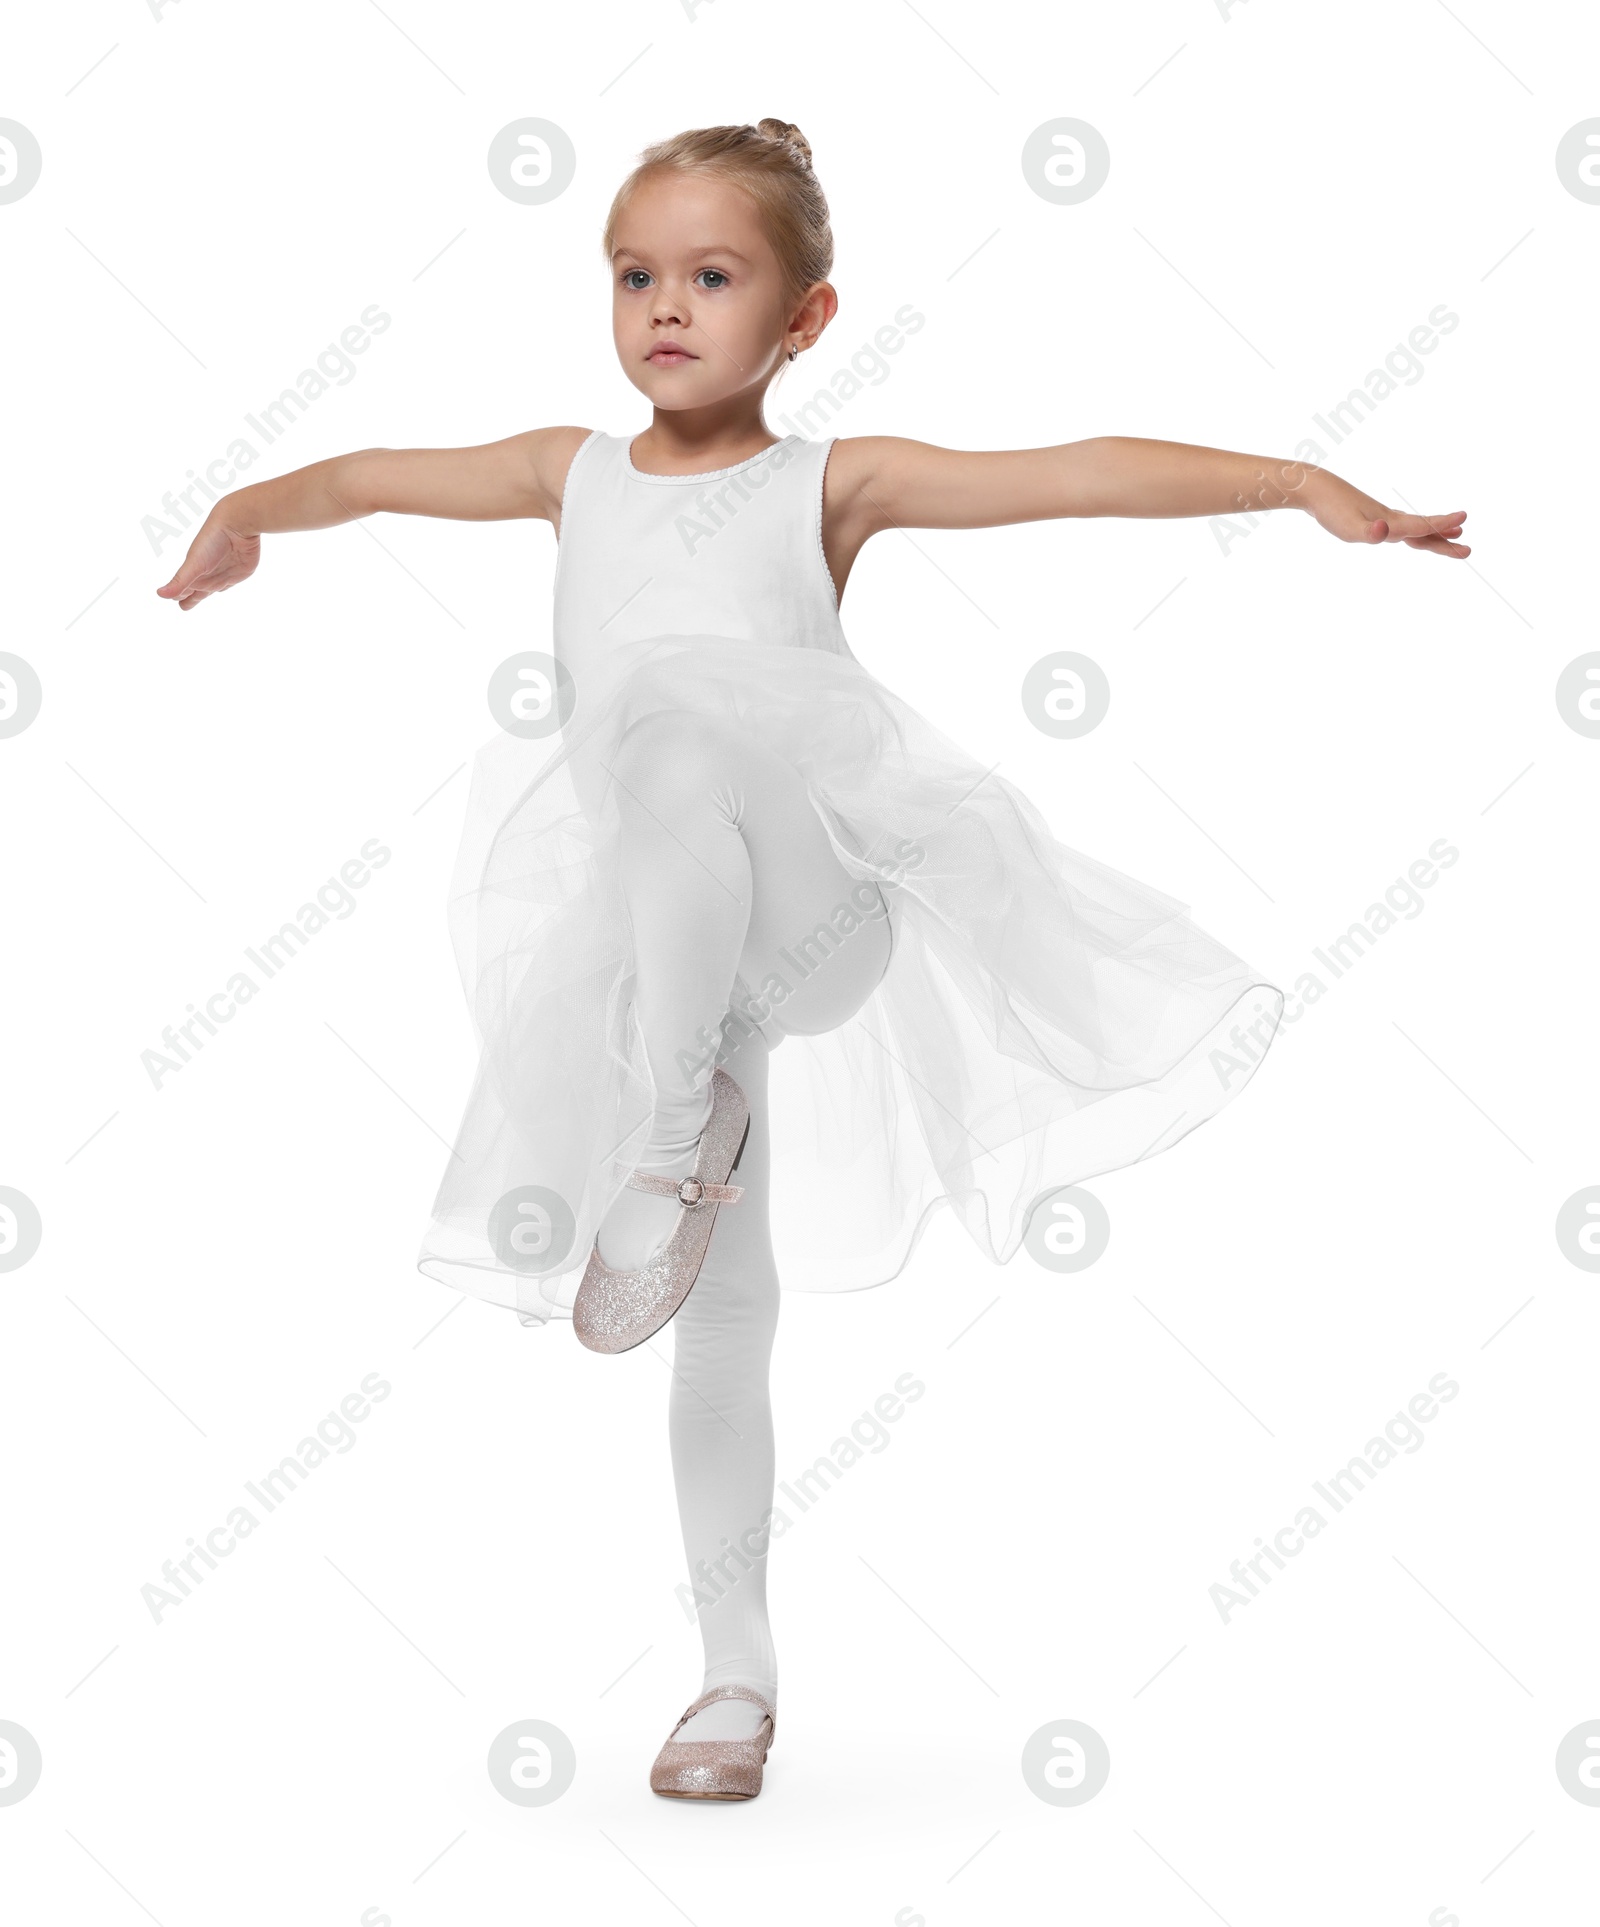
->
[[610, 170, 830, 412]]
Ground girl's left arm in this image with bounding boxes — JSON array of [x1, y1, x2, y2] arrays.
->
[[829, 435, 1468, 559]]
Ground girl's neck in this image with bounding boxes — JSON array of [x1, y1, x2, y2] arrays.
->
[[629, 404, 783, 477]]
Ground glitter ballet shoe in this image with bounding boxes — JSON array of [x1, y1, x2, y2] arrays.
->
[[649, 1683, 777, 1801], [572, 1066, 750, 1355]]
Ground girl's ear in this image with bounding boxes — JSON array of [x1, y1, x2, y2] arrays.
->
[[787, 281, 839, 354]]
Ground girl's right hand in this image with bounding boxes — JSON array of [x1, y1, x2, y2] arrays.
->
[[156, 519, 261, 611]]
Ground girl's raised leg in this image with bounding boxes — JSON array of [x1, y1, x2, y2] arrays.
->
[[598, 709, 890, 1270]]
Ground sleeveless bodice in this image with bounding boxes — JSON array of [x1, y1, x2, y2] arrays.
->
[[551, 430, 849, 701]]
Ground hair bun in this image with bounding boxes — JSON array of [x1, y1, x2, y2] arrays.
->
[[755, 118, 813, 167]]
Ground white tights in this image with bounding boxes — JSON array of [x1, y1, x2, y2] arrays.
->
[[597, 712, 893, 1740]]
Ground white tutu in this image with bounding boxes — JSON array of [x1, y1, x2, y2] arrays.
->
[[416, 431, 1283, 1325]]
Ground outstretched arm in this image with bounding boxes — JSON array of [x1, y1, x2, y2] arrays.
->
[[828, 435, 1468, 565], [156, 426, 590, 611]]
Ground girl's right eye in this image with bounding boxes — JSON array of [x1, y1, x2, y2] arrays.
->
[[621, 270, 653, 291]]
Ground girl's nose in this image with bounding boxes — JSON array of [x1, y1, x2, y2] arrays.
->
[[649, 282, 689, 326]]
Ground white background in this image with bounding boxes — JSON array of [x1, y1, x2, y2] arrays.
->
[[2, 2, 1596, 1922]]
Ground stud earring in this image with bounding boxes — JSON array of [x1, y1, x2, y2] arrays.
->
[[787, 344, 799, 362]]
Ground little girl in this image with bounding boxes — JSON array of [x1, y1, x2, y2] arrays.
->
[[158, 118, 1468, 1801]]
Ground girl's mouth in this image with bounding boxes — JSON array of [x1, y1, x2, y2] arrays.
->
[[647, 344, 697, 365]]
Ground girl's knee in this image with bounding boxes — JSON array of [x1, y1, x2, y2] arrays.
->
[[763, 885, 894, 1037]]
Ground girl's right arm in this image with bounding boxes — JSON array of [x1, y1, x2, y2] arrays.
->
[[156, 425, 591, 611]]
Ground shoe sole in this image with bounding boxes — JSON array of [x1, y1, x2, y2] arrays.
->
[[652, 1787, 758, 1801]]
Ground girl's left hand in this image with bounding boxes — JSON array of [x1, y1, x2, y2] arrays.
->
[[1305, 477, 1469, 558]]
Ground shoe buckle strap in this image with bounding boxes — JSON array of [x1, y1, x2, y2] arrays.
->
[[627, 1172, 743, 1206], [674, 1682, 777, 1741]]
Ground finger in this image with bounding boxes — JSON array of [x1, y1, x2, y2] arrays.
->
[[1402, 534, 1471, 558], [1385, 510, 1468, 542], [164, 560, 220, 597]]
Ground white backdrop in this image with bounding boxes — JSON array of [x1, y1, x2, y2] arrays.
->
[[3, 2, 1597, 1922]]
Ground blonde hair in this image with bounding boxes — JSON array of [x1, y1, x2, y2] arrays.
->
[[601, 119, 833, 310]]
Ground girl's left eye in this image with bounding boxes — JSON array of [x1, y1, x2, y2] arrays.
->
[[695, 269, 729, 289]]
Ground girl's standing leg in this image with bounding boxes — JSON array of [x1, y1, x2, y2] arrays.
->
[[598, 707, 894, 1741], [664, 1025, 782, 1741]]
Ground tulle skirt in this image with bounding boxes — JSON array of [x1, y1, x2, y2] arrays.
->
[[417, 633, 1283, 1326]]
